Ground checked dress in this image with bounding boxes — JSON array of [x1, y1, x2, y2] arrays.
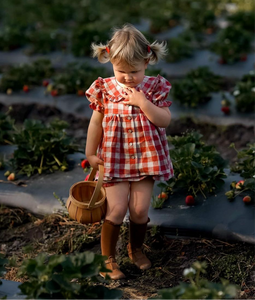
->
[[85, 75, 174, 183]]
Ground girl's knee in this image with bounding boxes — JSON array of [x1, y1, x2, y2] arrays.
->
[[106, 203, 128, 223], [130, 208, 148, 222]]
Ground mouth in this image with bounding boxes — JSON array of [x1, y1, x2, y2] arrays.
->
[[125, 82, 135, 87]]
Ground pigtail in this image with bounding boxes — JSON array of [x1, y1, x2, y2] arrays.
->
[[148, 41, 168, 65], [91, 42, 110, 64]]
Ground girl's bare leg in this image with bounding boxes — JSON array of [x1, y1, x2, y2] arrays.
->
[[127, 177, 154, 270], [100, 182, 130, 280], [129, 177, 154, 223], [105, 181, 130, 224]]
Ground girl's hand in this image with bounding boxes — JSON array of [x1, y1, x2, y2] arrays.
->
[[123, 88, 147, 108], [86, 155, 104, 170]]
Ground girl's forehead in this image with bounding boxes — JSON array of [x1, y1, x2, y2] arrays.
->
[[113, 60, 143, 70]]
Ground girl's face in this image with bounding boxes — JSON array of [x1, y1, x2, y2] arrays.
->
[[112, 60, 148, 88]]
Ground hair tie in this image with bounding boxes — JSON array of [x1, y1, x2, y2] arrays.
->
[[147, 45, 151, 53], [106, 46, 110, 54]]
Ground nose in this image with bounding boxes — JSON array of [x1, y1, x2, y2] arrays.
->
[[125, 73, 132, 81]]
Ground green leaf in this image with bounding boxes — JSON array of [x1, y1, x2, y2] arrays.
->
[[191, 161, 203, 169]]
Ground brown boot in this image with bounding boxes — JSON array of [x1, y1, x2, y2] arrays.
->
[[128, 218, 151, 270], [100, 256, 126, 280], [99, 219, 126, 280]]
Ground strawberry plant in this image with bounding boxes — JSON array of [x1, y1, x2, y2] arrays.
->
[[232, 71, 255, 113], [230, 143, 255, 179], [151, 191, 169, 209], [10, 119, 80, 177], [71, 25, 109, 57], [0, 107, 15, 145], [165, 36, 194, 62], [140, 0, 181, 33], [154, 261, 237, 299], [48, 62, 109, 96], [225, 143, 255, 201], [25, 28, 68, 54], [0, 59, 54, 92], [172, 67, 222, 107], [210, 25, 253, 64], [18, 252, 122, 299], [149, 13, 180, 33], [0, 25, 27, 51], [227, 10, 255, 32], [187, 7, 216, 33], [162, 131, 227, 198]]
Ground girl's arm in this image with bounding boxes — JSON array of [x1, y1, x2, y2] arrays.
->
[[140, 101, 171, 128], [123, 88, 171, 128], [85, 110, 104, 169]]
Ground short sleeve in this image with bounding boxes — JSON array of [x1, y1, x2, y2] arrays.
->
[[85, 78, 104, 113], [152, 76, 172, 108]]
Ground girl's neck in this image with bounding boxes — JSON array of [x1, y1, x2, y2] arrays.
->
[[115, 78, 143, 89], [115, 79, 127, 88]]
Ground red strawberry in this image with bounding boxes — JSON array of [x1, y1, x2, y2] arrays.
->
[[77, 90, 84, 96], [81, 159, 90, 169], [158, 192, 168, 199], [23, 85, 29, 92], [218, 58, 226, 64], [240, 55, 247, 62], [42, 80, 49, 87], [236, 180, 244, 189], [206, 27, 213, 35], [51, 89, 58, 97], [243, 196, 251, 203], [185, 195, 195, 206], [84, 174, 90, 181], [221, 106, 230, 114], [7, 173, 15, 181]]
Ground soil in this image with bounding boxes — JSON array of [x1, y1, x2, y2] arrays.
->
[[0, 102, 254, 165], [0, 102, 255, 299]]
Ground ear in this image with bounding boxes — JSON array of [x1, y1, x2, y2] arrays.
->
[[145, 59, 149, 69]]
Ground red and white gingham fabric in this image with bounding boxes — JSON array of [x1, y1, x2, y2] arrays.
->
[[86, 75, 174, 183]]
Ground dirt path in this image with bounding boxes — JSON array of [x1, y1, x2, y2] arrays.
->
[[0, 207, 255, 299]]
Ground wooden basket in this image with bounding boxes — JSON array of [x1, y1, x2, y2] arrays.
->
[[66, 165, 107, 224]]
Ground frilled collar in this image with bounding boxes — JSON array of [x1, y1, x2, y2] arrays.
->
[[97, 75, 162, 103]]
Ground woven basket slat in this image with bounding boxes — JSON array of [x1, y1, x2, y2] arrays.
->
[[67, 165, 106, 224]]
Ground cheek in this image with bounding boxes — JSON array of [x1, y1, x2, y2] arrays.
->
[[116, 74, 122, 81]]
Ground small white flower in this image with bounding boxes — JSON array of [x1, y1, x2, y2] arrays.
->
[[225, 3, 237, 13], [233, 90, 240, 96], [218, 20, 228, 29], [252, 87, 255, 92], [183, 267, 196, 276], [218, 291, 224, 296], [253, 175, 255, 178]]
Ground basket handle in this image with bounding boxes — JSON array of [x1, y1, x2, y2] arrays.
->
[[88, 164, 104, 208]]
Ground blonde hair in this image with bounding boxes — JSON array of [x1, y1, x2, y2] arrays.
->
[[91, 24, 167, 66]]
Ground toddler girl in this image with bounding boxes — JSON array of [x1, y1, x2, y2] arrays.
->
[[85, 24, 173, 280]]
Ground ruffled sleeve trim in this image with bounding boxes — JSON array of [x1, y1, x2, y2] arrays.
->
[[86, 77, 105, 113], [144, 75, 172, 107]]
